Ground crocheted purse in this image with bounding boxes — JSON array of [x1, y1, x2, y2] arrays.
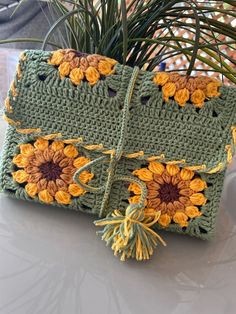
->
[[1, 49, 236, 261]]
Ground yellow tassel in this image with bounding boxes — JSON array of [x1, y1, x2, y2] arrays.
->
[[16, 128, 41, 134], [94, 204, 166, 261]]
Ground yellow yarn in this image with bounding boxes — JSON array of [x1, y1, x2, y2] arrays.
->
[[63, 144, 78, 158], [189, 178, 207, 192], [69, 68, 84, 85], [132, 168, 153, 181], [128, 182, 142, 195], [79, 170, 94, 183], [190, 89, 205, 108], [19, 143, 35, 157], [190, 193, 207, 206], [185, 206, 202, 218], [85, 66, 100, 85], [34, 138, 49, 151], [58, 61, 71, 77], [5, 97, 12, 112], [51, 141, 65, 151], [41, 133, 62, 140], [68, 184, 85, 197], [148, 161, 165, 175], [98, 60, 115, 75], [153, 72, 169, 86], [73, 156, 90, 168], [55, 191, 71, 205], [12, 154, 29, 168], [206, 82, 221, 98], [173, 212, 188, 227], [12, 170, 29, 184], [158, 213, 171, 227], [180, 168, 194, 180], [16, 128, 41, 134], [225, 145, 233, 164], [2, 114, 20, 126], [49, 50, 64, 66], [174, 88, 190, 107], [38, 190, 54, 204], [166, 164, 180, 176], [162, 82, 176, 102], [25, 183, 38, 198], [207, 162, 224, 174], [126, 151, 144, 158]]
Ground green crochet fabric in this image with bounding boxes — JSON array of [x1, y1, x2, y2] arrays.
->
[[0, 49, 235, 261]]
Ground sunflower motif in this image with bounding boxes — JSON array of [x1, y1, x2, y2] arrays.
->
[[12, 138, 94, 205], [129, 162, 207, 228], [48, 49, 118, 86], [153, 72, 221, 108]]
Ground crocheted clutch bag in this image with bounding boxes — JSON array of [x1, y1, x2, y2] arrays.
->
[[1, 49, 236, 261]]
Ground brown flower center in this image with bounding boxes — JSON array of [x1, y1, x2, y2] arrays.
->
[[159, 183, 180, 203], [39, 162, 62, 181]]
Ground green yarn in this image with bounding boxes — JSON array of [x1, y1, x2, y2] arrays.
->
[[0, 49, 235, 241]]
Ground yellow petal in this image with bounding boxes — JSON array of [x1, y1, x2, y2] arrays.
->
[[69, 68, 84, 85], [148, 162, 165, 175], [85, 66, 100, 85], [49, 50, 64, 66], [68, 184, 86, 197], [51, 141, 65, 151], [185, 206, 202, 218], [153, 72, 169, 86], [98, 60, 114, 75], [19, 143, 35, 157], [128, 195, 148, 206], [173, 211, 188, 227], [128, 182, 141, 195], [174, 88, 190, 107], [189, 178, 207, 192], [162, 82, 176, 101], [58, 61, 71, 77], [180, 168, 194, 181], [38, 190, 54, 204], [12, 154, 29, 168], [190, 193, 207, 206], [79, 170, 94, 183], [166, 164, 180, 176], [191, 89, 205, 108], [63, 144, 78, 158], [34, 138, 49, 151], [158, 214, 171, 227], [133, 168, 153, 181], [73, 156, 90, 169], [25, 183, 38, 198], [206, 82, 221, 98], [12, 170, 29, 183], [55, 190, 71, 204]]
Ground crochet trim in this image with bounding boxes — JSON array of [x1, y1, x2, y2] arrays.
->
[[153, 72, 221, 108], [48, 49, 118, 85], [130, 162, 207, 228], [11, 138, 94, 205]]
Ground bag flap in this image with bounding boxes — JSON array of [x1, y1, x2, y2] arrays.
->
[[3, 49, 236, 174]]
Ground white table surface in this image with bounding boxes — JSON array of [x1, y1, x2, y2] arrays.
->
[[0, 49, 236, 314]]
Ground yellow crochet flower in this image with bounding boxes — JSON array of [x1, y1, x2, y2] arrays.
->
[[162, 82, 176, 102], [190, 89, 206, 108], [206, 82, 221, 98], [69, 68, 84, 85], [98, 60, 115, 75], [153, 72, 169, 86], [130, 162, 207, 228], [12, 138, 94, 205], [174, 88, 190, 107], [85, 66, 100, 85], [48, 50, 65, 66], [58, 62, 71, 78]]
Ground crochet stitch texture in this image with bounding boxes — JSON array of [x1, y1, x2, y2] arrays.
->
[[0, 49, 236, 255]]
